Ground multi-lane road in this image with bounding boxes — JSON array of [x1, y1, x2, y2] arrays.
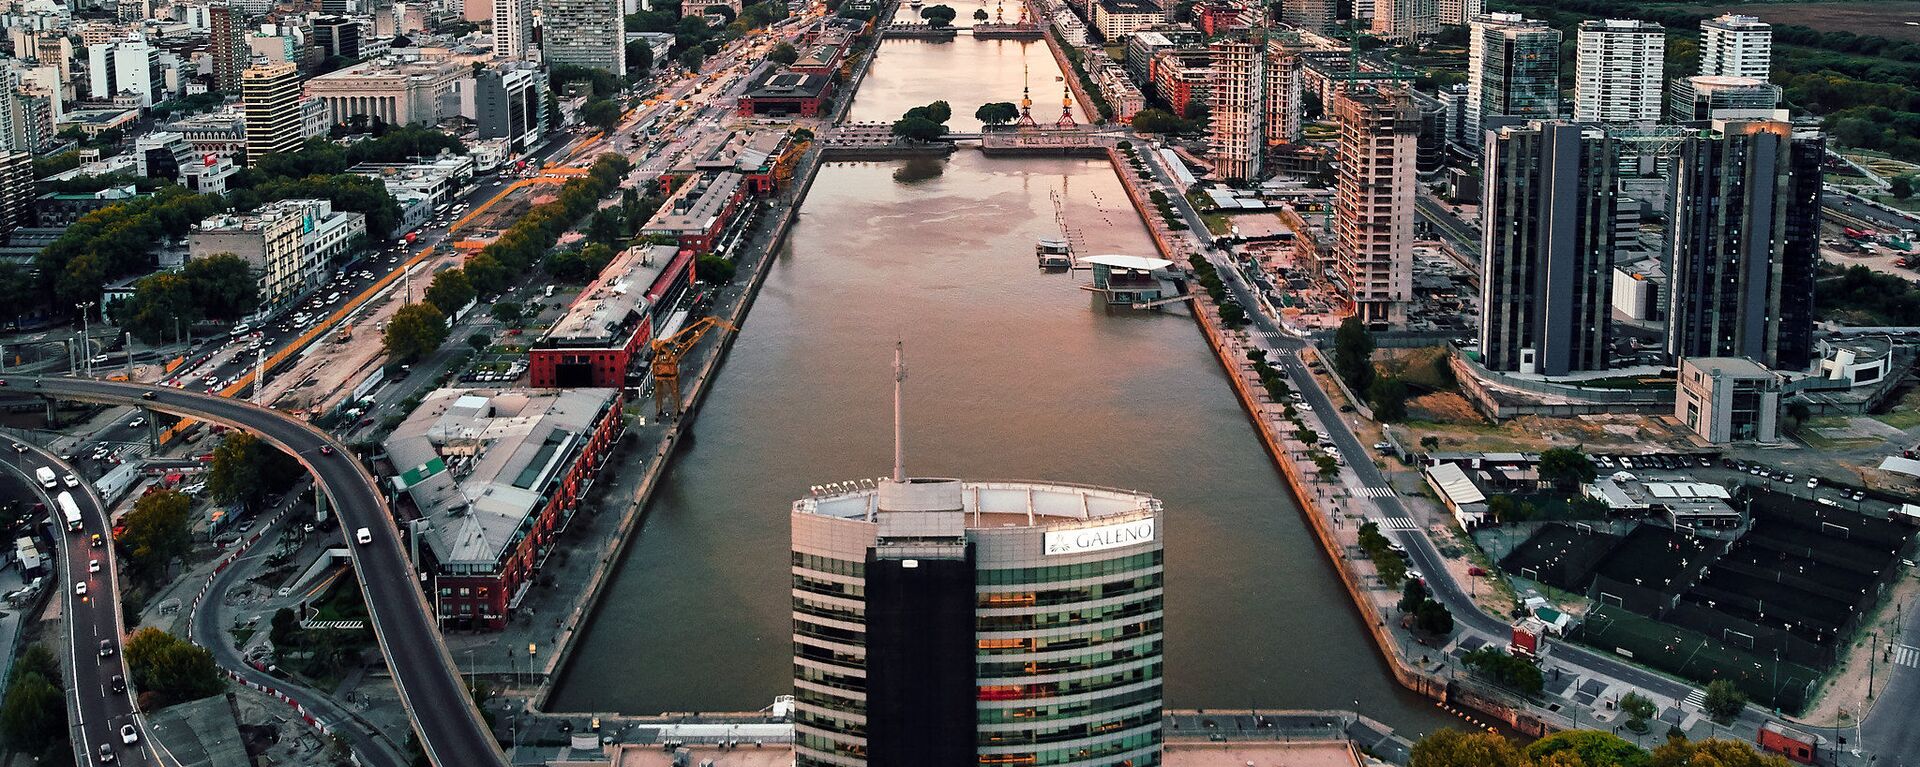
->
[[0, 440, 152, 766], [3, 375, 506, 767]]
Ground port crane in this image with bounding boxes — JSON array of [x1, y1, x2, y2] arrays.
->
[[650, 316, 735, 418]]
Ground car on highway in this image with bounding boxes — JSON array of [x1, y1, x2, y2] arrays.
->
[[110, 674, 125, 693], [355, 527, 373, 545], [74, 581, 87, 596], [63, 473, 79, 488], [90, 534, 104, 548], [89, 559, 101, 573], [120, 724, 138, 745], [11, 442, 22, 453], [100, 639, 114, 657], [98, 743, 115, 763]]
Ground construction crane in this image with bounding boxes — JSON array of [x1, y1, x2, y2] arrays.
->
[[650, 316, 735, 418]]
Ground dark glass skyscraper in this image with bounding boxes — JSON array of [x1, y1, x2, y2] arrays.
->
[[1665, 119, 1823, 370], [1479, 120, 1619, 376]]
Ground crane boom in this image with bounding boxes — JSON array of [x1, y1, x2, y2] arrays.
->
[[649, 316, 735, 418]]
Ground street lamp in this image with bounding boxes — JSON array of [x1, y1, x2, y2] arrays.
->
[[75, 301, 96, 376]]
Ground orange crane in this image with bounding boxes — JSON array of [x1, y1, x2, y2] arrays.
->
[[650, 316, 735, 418]]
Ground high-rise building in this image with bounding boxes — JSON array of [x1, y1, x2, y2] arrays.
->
[[791, 477, 1165, 767], [1208, 37, 1264, 181], [1279, 0, 1333, 34], [1665, 119, 1823, 371], [1436, 0, 1479, 27], [0, 152, 31, 237], [476, 62, 548, 150], [1700, 14, 1771, 80], [1574, 19, 1663, 127], [1333, 85, 1417, 327], [1465, 13, 1560, 147], [242, 62, 303, 166], [312, 15, 361, 59], [209, 3, 249, 93], [542, 0, 625, 73], [1479, 121, 1618, 376], [1372, 0, 1435, 43], [87, 37, 164, 107], [493, 0, 531, 59], [1667, 75, 1781, 123], [1265, 34, 1304, 145]]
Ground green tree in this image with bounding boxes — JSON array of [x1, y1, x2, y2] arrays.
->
[[182, 253, 260, 319], [385, 303, 448, 361], [1539, 447, 1597, 489], [627, 41, 653, 75], [1648, 737, 1793, 767], [1619, 691, 1656, 733], [424, 268, 476, 316], [1527, 730, 1649, 767], [124, 627, 225, 708], [207, 432, 299, 513], [1702, 679, 1747, 723], [1370, 376, 1409, 422], [1892, 175, 1915, 199], [1415, 599, 1454, 635], [1411, 729, 1530, 767], [975, 101, 1020, 125], [1333, 317, 1376, 393], [1487, 494, 1536, 523], [695, 254, 737, 283], [679, 46, 706, 72], [892, 115, 946, 141], [1420, 435, 1441, 452], [1399, 577, 1428, 613], [115, 272, 203, 344], [1462, 647, 1544, 694], [0, 644, 68, 762], [582, 98, 624, 133], [771, 41, 799, 64], [1130, 108, 1186, 134], [119, 489, 192, 580], [468, 332, 491, 350], [919, 3, 957, 26], [491, 301, 524, 324], [973, 7, 988, 20]]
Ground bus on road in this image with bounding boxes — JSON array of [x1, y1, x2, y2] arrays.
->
[[56, 491, 82, 532]]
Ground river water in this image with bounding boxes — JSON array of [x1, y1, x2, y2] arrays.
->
[[550, 29, 1456, 737]]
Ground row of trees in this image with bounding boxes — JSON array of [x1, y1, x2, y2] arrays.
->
[[36, 186, 228, 308], [1414, 728, 1795, 767], [112, 254, 258, 344], [0, 645, 70, 763], [119, 489, 195, 582]]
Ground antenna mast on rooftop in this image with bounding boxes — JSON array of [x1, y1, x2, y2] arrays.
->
[[892, 341, 907, 483]]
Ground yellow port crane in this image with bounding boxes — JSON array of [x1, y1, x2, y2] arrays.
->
[[650, 316, 735, 418]]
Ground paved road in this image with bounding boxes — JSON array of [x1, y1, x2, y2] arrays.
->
[[0, 441, 154, 767], [1, 376, 505, 767], [184, 507, 406, 767]]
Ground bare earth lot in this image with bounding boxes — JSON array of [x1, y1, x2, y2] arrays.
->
[[1692, 2, 1920, 43]]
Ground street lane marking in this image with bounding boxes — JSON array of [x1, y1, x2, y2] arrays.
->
[[1892, 643, 1920, 668], [1359, 486, 1396, 498], [1683, 688, 1706, 708], [1377, 517, 1418, 530]]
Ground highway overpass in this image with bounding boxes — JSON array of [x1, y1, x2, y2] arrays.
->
[[1, 375, 505, 767]]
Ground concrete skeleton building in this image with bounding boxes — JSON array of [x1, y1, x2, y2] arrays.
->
[[1265, 34, 1305, 145], [241, 61, 302, 166], [1333, 84, 1417, 327], [1573, 19, 1663, 127], [1208, 37, 1264, 181], [791, 477, 1165, 767], [1700, 14, 1771, 81], [385, 388, 626, 631], [1665, 119, 1824, 371], [1478, 121, 1618, 376], [543, 0, 626, 74], [188, 199, 367, 309], [1465, 13, 1560, 148]]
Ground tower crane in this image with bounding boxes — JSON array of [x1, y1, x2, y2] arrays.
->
[[650, 316, 735, 418]]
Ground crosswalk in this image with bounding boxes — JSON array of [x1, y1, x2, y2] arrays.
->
[[1683, 688, 1707, 709], [1358, 486, 1396, 498], [1376, 517, 1418, 530], [1891, 643, 1920, 668]]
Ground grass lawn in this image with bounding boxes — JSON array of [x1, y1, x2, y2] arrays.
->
[[1200, 212, 1231, 236]]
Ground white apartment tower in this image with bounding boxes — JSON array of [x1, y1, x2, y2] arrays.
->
[[1436, 0, 1479, 27], [1574, 19, 1664, 126], [493, 0, 531, 59], [1371, 0, 1436, 43], [1701, 14, 1771, 80], [1333, 85, 1418, 327], [1209, 38, 1264, 181]]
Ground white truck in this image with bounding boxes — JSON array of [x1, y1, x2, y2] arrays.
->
[[33, 466, 55, 489]]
